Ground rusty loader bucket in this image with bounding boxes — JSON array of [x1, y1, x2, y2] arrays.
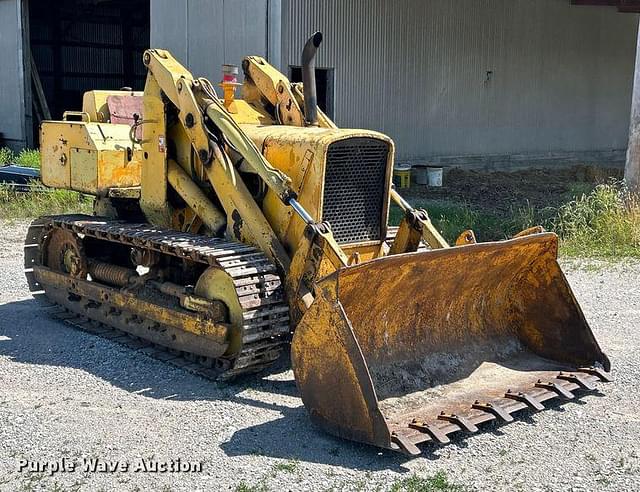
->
[[291, 233, 611, 455]]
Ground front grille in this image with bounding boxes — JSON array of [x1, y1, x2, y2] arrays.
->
[[322, 137, 390, 244]]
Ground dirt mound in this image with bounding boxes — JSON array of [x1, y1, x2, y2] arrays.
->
[[404, 164, 623, 215]]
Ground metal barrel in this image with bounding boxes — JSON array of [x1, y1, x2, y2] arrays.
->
[[291, 233, 610, 454]]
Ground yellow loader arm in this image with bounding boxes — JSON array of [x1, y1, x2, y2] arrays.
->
[[141, 48, 362, 303], [142, 49, 294, 202], [242, 55, 337, 129]]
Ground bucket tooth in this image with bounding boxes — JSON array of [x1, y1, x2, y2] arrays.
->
[[408, 420, 450, 444], [391, 432, 421, 456], [535, 380, 574, 399], [472, 401, 514, 423], [557, 372, 597, 391], [577, 367, 612, 383], [437, 412, 479, 433], [504, 389, 545, 411]]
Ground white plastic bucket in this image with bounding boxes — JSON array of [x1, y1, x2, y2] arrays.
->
[[427, 167, 443, 187]]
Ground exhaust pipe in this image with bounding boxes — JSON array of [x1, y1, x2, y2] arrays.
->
[[302, 32, 323, 126]]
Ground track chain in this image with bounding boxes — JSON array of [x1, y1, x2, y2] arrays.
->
[[24, 215, 291, 380]]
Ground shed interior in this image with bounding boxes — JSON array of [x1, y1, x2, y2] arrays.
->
[[28, 0, 150, 140]]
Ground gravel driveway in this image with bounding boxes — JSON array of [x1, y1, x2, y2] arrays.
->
[[0, 219, 638, 491]]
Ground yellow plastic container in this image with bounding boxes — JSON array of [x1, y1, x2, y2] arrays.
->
[[393, 165, 411, 189]]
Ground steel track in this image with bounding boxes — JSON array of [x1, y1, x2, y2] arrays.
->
[[24, 215, 291, 380]]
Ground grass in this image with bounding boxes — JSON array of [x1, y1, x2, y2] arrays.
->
[[390, 472, 467, 492], [0, 147, 41, 168], [232, 459, 299, 492], [0, 148, 91, 219], [390, 201, 547, 244], [395, 181, 640, 258], [0, 182, 92, 219], [235, 480, 269, 492], [272, 460, 299, 474], [555, 182, 640, 258], [0, 147, 13, 165]]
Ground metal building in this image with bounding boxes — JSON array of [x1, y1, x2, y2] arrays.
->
[[281, 1, 639, 165], [1, 0, 639, 168], [0, 0, 29, 151]]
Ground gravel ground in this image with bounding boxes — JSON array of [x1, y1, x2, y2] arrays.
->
[[1, 219, 639, 492]]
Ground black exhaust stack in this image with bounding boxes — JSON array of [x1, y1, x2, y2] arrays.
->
[[302, 32, 323, 127]]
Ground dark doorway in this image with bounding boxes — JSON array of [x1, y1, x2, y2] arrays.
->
[[28, 0, 150, 141], [289, 66, 335, 120]]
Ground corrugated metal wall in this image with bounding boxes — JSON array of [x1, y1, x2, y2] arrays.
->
[[283, 0, 639, 162], [150, 0, 270, 82], [0, 0, 28, 150]]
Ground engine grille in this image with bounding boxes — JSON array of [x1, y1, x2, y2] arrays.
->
[[322, 137, 390, 244]]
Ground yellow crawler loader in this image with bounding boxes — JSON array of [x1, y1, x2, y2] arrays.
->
[[25, 33, 611, 455]]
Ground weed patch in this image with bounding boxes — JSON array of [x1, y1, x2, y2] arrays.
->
[[0, 147, 13, 165], [235, 480, 269, 492], [0, 147, 41, 168], [555, 183, 639, 258], [0, 183, 92, 219], [394, 182, 639, 258], [390, 472, 467, 492], [272, 460, 299, 474]]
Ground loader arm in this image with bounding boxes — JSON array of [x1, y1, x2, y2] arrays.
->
[[242, 56, 305, 127], [389, 187, 449, 252], [143, 49, 294, 203], [241, 55, 338, 129], [141, 49, 349, 284]]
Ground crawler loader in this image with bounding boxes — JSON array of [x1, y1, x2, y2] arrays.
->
[[25, 33, 611, 455]]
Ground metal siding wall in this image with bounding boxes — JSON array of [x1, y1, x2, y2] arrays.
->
[[151, 0, 268, 82], [0, 0, 26, 149], [267, 0, 283, 70], [151, 0, 188, 62], [284, 0, 638, 161], [187, 0, 225, 78]]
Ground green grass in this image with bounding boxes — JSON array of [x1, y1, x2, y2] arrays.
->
[[390, 472, 467, 492], [0, 147, 41, 168], [555, 182, 640, 258], [0, 147, 13, 165], [0, 182, 92, 219], [395, 182, 640, 258], [272, 460, 299, 474], [390, 201, 541, 244], [235, 481, 269, 492], [0, 148, 91, 219]]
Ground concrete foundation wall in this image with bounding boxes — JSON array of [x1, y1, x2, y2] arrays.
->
[[283, 0, 639, 164]]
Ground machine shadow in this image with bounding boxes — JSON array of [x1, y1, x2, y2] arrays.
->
[[220, 394, 602, 468], [0, 298, 604, 469], [0, 298, 297, 402], [0, 298, 413, 470]]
